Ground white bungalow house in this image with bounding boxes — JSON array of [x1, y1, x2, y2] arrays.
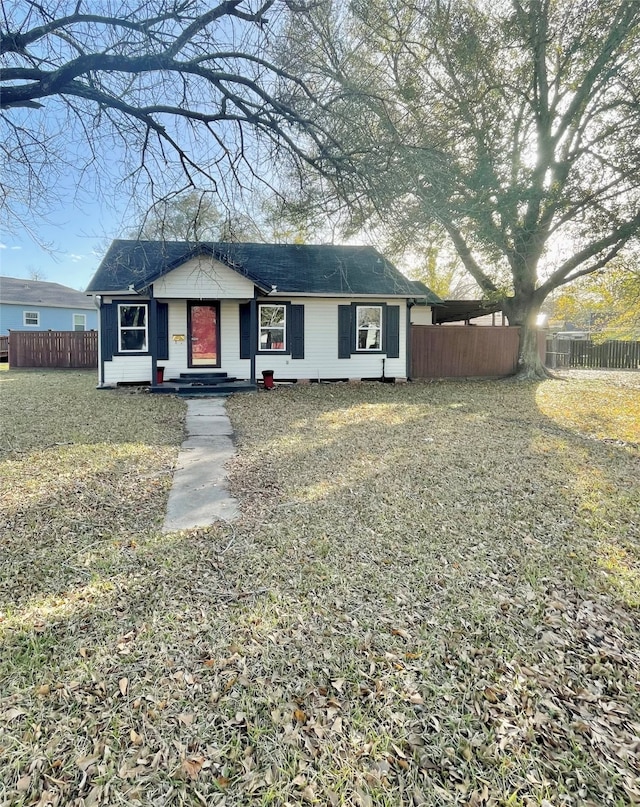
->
[[86, 241, 438, 393]]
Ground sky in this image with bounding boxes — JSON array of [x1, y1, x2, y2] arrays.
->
[[0, 198, 124, 291], [0, 4, 261, 293], [0, 3, 244, 290]]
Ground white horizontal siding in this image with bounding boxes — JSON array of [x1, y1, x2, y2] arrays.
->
[[156, 299, 250, 380], [102, 297, 409, 383], [159, 299, 187, 379], [256, 297, 408, 380], [152, 257, 254, 299], [219, 300, 251, 378], [104, 355, 152, 384], [410, 306, 433, 325]]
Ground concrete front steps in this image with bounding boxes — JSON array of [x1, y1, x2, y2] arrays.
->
[[152, 372, 256, 397]]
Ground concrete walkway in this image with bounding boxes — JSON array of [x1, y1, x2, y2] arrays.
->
[[162, 399, 239, 531]]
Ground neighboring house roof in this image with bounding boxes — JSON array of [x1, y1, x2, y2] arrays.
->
[[87, 240, 441, 301], [0, 276, 95, 309]]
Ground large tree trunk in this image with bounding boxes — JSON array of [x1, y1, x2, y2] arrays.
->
[[503, 296, 550, 380]]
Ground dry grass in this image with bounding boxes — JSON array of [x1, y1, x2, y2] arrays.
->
[[1, 368, 639, 807]]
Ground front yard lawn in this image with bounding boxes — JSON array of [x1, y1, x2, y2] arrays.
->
[[1, 369, 639, 806]]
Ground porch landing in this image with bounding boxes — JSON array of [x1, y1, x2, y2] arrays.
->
[[152, 372, 256, 397]]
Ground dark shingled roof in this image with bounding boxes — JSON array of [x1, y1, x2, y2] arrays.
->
[[87, 241, 440, 301], [0, 276, 95, 309]]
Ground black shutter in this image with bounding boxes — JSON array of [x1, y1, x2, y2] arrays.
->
[[385, 305, 400, 358], [239, 302, 251, 359], [338, 305, 353, 358], [101, 303, 118, 360], [290, 304, 305, 359], [156, 302, 169, 360]]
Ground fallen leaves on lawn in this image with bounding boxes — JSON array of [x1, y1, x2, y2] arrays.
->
[[1, 371, 639, 806]]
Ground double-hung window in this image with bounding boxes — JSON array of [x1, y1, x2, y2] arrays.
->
[[118, 304, 147, 352], [73, 314, 86, 331], [356, 305, 383, 351], [259, 304, 286, 351], [23, 311, 40, 326]]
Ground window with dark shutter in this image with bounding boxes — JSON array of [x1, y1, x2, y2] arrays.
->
[[239, 302, 251, 359], [101, 303, 118, 361], [290, 305, 305, 359], [338, 305, 353, 358], [385, 305, 400, 359], [157, 303, 169, 360]]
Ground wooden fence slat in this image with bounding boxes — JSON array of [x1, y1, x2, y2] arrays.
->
[[410, 326, 531, 378], [7, 330, 98, 368], [550, 337, 640, 370]]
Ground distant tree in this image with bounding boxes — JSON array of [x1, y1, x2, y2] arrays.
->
[[411, 250, 480, 301], [0, 1, 328, 237], [552, 259, 640, 341], [27, 266, 47, 281], [281, 0, 640, 377], [131, 191, 223, 242], [217, 210, 265, 242], [130, 189, 272, 242]]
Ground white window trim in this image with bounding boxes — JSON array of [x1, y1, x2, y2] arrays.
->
[[23, 310, 40, 327], [258, 303, 287, 352], [356, 305, 383, 351], [118, 303, 148, 353], [73, 313, 87, 331]]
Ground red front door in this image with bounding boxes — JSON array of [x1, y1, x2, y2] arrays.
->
[[188, 302, 220, 367]]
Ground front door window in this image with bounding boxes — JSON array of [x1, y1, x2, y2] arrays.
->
[[188, 302, 220, 367]]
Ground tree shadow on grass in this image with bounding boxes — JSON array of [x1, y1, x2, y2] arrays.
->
[[1, 377, 639, 806], [228, 380, 639, 607]]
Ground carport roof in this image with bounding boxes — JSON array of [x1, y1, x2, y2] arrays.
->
[[432, 299, 503, 324]]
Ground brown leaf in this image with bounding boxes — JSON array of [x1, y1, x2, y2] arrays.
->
[[331, 678, 345, 693], [301, 785, 316, 802], [118, 677, 129, 696], [483, 686, 499, 704], [1, 707, 26, 721], [84, 786, 102, 807], [181, 755, 205, 780], [130, 729, 143, 746], [178, 712, 195, 726], [17, 775, 31, 792], [76, 755, 101, 771], [35, 790, 59, 807], [37, 684, 51, 696]]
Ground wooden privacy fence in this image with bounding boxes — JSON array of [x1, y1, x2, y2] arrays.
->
[[546, 338, 640, 370], [410, 325, 546, 378], [8, 330, 98, 368]]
